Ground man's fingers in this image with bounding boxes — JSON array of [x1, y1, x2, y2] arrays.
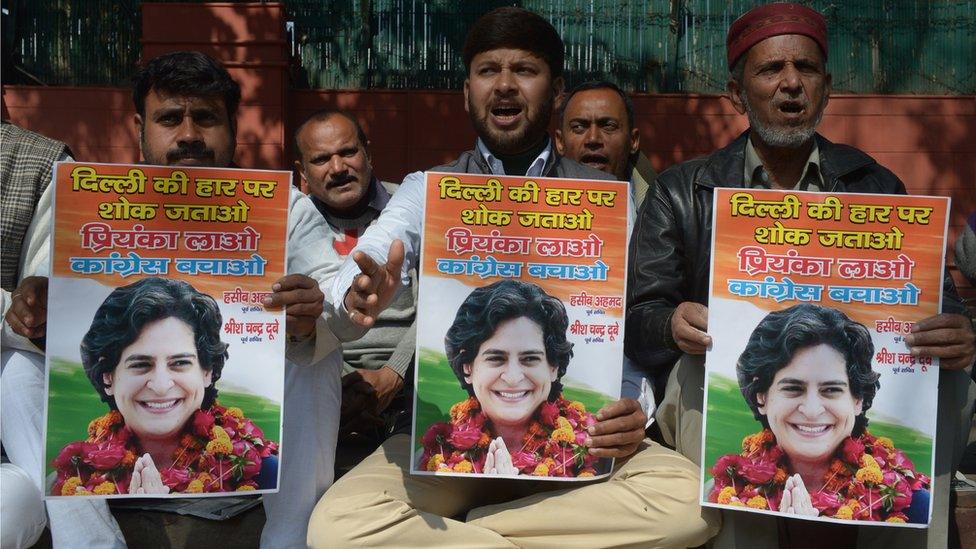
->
[[385, 240, 405, 277], [352, 251, 382, 280], [676, 302, 709, 330], [587, 443, 640, 458], [271, 273, 318, 292], [910, 343, 973, 360], [595, 398, 640, 420], [674, 323, 711, 349], [587, 430, 644, 449], [911, 313, 966, 333], [5, 313, 44, 339], [264, 287, 323, 309], [906, 327, 974, 348]]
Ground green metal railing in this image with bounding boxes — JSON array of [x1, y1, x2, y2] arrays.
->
[[4, 1, 974, 94]]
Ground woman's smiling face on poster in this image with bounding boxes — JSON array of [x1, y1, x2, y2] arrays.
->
[[757, 343, 863, 465], [102, 317, 212, 442], [463, 316, 558, 429]]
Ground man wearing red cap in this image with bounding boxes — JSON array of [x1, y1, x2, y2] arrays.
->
[[627, 2, 974, 546]]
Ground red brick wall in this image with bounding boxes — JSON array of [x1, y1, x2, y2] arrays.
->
[[3, 86, 973, 297]]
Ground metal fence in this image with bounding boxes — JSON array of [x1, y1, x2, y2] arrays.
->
[[4, 0, 974, 94]]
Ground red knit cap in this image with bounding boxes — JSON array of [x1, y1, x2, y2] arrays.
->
[[726, 3, 828, 70]]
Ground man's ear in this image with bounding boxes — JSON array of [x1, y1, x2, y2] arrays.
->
[[727, 79, 746, 115], [629, 127, 641, 156], [133, 113, 145, 148], [463, 79, 470, 114], [554, 128, 565, 155], [294, 161, 310, 194], [552, 76, 565, 108], [102, 372, 115, 396]]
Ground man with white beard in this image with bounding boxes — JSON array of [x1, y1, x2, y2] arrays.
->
[[625, 3, 974, 547]]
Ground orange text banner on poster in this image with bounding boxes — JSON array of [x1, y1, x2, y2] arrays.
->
[[44, 162, 290, 499], [51, 162, 289, 295], [700, 188, 949, 528], [411, 172, 629, 481]]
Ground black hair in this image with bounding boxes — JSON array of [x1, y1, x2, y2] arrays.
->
[[463, 7, 564, 78], [80, 277, 229, 410], [445, 280, 573, 400], [132, 51, 241, 122], [736, 304, 879, 437], [558, 80, 635, 131], [294, 109, 369, 161]]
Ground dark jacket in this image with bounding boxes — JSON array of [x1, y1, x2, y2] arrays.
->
[[625, 131, 967, 375], [431, 146, 616, 182]]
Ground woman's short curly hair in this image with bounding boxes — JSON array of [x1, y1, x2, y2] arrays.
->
[[80, 277, 229, 410], [444, 280, 573, 401], [736, 304, 879, 437]]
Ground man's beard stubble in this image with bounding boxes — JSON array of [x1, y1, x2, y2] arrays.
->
[[741, 91, 827, 150], [469, 94, 554, 156]]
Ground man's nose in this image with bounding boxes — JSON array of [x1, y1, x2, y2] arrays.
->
[[584, 125, 603, 148], [494, 69, 516, 95], [177, 117, 204, 144], [779, 65, 803, 94], [329, 155, 345, 174]]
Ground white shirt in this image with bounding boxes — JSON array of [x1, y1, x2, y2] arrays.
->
[[330, 140, 556, 314], [2, 178, 342, 366]]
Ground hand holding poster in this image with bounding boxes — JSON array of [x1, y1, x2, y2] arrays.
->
[[45, 163, 290, 498], [411, 172, 628, 480], [700, 189, 949, 526]]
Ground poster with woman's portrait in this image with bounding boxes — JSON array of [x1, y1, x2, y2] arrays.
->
[[44, 163, 289, 498], [411, 172, 628, 480], [700, 188, 949, 527]]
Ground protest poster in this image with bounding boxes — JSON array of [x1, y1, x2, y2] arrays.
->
[[44, 162, 289, 498], [411, 172, 628, 480], [700, 188, 949, 526]]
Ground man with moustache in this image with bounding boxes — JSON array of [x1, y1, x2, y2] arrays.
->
[[307, 8, 718, 548], [294, 109, 416, 450], [554, 81, 658, 401], [555, 80, 656, 213], [3, 51, 344, 548], [626, 3, 974, 546]]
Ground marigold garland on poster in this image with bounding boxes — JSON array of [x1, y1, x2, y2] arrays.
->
[[420, 396, 599, 477], [53, 403, 279, 495]]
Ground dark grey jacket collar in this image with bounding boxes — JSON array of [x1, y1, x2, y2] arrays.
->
[[694, 131, 877, 192]]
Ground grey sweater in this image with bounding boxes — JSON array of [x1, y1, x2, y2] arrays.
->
[[315, 179, 417, 376]]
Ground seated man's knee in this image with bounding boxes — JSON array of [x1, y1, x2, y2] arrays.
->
[[1, 463, 47, 549]]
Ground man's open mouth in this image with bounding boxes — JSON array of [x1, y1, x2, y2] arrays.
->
[[777, 101, 806, 117], [139, 398, 183, 412], [580, 153, 609, 167], [490, 105, 524, 127]]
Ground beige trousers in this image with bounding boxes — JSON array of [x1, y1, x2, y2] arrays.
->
[[656, 354, 976, 549], [308, 434, 720, 548]]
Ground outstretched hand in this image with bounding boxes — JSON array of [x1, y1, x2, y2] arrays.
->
[[343, 240, 405, 327], [904, 313, 976, 371], [5, 276, 48, 339], [587, 398, 646, 458]]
